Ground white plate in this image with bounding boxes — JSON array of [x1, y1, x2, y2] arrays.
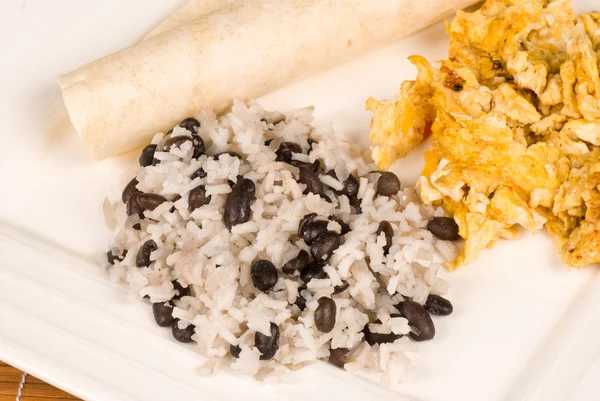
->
[[1, 1, 599, 400]]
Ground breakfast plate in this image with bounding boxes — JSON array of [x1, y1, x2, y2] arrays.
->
[[1, 1, 600, 400]]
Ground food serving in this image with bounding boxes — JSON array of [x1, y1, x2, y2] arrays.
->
[[368, 0, 600, 269], [105, 101, 458, 383], [51, 0, 600, 391]]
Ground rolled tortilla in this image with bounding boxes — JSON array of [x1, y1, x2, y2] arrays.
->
[[59, 0, 476, 159]]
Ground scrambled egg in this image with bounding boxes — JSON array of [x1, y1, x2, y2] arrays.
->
[[367, 0, 600, 269]]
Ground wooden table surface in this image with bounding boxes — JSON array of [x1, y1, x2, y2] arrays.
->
[[0, 361, 80, 401]]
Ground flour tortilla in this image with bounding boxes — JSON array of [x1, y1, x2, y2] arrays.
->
[[59, 0, 477, 159]]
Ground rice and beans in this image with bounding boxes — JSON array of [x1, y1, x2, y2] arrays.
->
[[105, 101, 459, 383]]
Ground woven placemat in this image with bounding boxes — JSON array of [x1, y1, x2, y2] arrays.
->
[[0, 361, 80, 401]]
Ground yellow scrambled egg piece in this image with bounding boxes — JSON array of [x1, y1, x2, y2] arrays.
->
[[367, 0, 600, 269], [367, 56, 435, 170]]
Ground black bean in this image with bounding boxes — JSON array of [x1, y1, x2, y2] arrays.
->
[[139, 144, 157, 167], [191, 167, 207, 180], [333, 280, 349, 295], [368, 332, 393, 346], [320, 193, 332, 203], [397, 300, 435, 341], [136, 193, 168, 211], [300, 261, 326, 283], [230, 345, 242, 358], [424, 294, 453, 316], [172, 280, 190, 299], [122, 178, 141, 204], [427, 217, 460, 241], [163, 136, 193, 152], [298, 213, 317, 237], [343, 175, 360, 198], [376, 172, 401, 196], [191, 135, 206, 158], [329, 348, 349, 368], [127, 194, 144, 230], [330, 217, 350, 235], [282, 250, 309, 276], [251, 260, 278, 292], [188, 185, 211, 212], [136, 240, 157, 267], [298, 166, 323, 195], [126, 193, 143, 217], [362, 321, 402, 345], [255, 322, 279, 360], [307, 139, 318, 151], [224, 178, 255, 230], [310, 231, 340, 261], [315, 297, 336, 333], [172, 319, 195, 343], [215, 151, 243, 159], [328, 171, 359, 198], [107, 249, 127, 265], [312, 160, 322, 173], [275, 142, 302, 163], [295, 293, 307, 311], [349, 197, 362, 214], [376, 221, 394, 254], [152, 302, 174, 327], [291, 159, 320, 173], [179, 117, 200, 132], [300, 220, 329, 245]]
